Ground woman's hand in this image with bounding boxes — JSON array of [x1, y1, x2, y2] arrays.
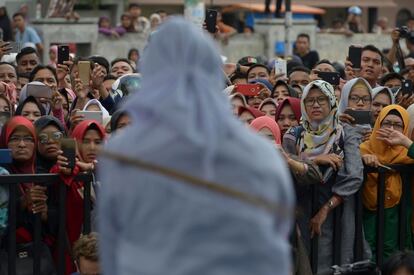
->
[[377, 128, 413, 148], [344, 59, 357, 80], [313, 154, 343, 170], [362, 129, 372, 142], [51, 91, 63, 111], [56, 150, 72, 175], [56, 61, 72, 82], [74, 78, 88, 99], [397, 94, 414, 109], [69, 109, 84, 129], [76, 158, 97, 172], [91, 63, 106, 90], [339, 110, 356, 125], [310, 206, 329, 238], [362, 154, 381, 168], [26, 185, 48, 216]]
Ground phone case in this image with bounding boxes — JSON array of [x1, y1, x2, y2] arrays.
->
[[274, 59, 287, 75], [26, 83, 53, 99], [58, 45, 69, 64], [348, 46, 362, 69], [235, 84, 262, 97], [78, 61, 91, 86], [345, 110, 371, 125], [77, 111, 103, 125], [205, 9, 217, 33], [61, 139, 76, 169], [318, 72, 340, 85]]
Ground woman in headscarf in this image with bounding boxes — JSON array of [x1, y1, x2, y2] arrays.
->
[[98, 17, 294, 275], [238, 105, 264, 125], [15, 95, 46, 123], [371, 86, 394, 123], [229, 92, 247, 115], [361, 105, 414, 261], [338, 77, 373, 140], [259, 98, 277, 117], [286, 80, 368, 270], [0, 116, 48, 242], [250, 116, 282, 145], [272, 80, 299, 103], [110, 110, 131, 134], [34, 116, 65, 174], [275, 97, 301, 136], [51, 120, 106, 274], [82, 98, 111, 126], [245, 79, 272, 109]]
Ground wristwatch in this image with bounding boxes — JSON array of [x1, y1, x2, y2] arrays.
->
[[327, 200, 334, 209]]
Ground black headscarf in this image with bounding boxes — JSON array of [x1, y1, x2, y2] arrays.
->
[[110, 110, 127, 133], [15, 96, 46, 117], [272, 80, 299, 98], [34, 115, 66, 174]]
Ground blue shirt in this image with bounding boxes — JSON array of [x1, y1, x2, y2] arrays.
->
[[15, 26, 42, 45]]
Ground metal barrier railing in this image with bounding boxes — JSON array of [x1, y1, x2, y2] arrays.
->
[[0, 173, 93, 275], [310, 164, 414, 274]]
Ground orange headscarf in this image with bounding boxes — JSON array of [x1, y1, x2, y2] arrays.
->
[[360, 105, 414, 210]]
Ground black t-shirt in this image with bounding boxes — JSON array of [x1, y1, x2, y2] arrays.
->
[[299, 50, 320, 70]]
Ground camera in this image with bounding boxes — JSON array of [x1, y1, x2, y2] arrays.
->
[[398, 26, 414, 42]]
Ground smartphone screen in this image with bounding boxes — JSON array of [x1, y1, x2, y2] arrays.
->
[[274, 59, 287, 76], [348, 46, 362, 69], [61, 138, 76, 169], [317, 71, 340, 86], [205, 9, 217, 33], [58, 45, 70, 65], [78, 61, 91, 86]]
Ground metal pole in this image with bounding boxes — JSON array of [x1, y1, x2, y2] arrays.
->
[[284, 0, 293, 57]]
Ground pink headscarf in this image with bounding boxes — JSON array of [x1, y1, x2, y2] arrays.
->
[[250, 116, 282, 145]]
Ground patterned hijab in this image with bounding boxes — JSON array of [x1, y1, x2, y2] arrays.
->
[[299, 80, 342, 160]]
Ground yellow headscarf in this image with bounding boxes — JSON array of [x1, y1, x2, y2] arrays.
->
[[360, 105, 414, 210]]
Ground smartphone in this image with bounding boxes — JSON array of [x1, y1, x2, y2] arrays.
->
[[401, 79, 413, 97], [77, 111, 103, 125], [78, 61, 91, 86], [348, 46, 362, 69], [61, 138, 76, 169], [234, 84, 262, 97], [274, 59, 287, 76], [345, 110, 372, 125], [0, 111, 10, 128], [317, 71, 340, 86], [26, 83, 53, 99], [57, 45, 69, 65], [0, 149, 12, 164], [205, 9, 217, 33]]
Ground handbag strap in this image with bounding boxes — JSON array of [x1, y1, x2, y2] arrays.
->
[[100, 150, 293, 219]]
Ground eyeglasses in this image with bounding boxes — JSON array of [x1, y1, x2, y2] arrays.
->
[[8, 135, 34, 145], [381, 121, 404, 131], [38, 131, 64, 144], [349, 95, 372, 104], [304, 96, 329, 107]]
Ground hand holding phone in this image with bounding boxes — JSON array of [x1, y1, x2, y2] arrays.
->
[[27, 83, 53, 99], [345, 109, 372, 125], [401, 79, 413, 97], [57, 45, 70, 65], [205, 9, 218, 33], [317, 71, 340, 86], [348, 46, 362, 69], [60, 138, 76, 169], [76, 111, 103, 125], [274, 59, 287, 76], [234, 84, 263, 97]]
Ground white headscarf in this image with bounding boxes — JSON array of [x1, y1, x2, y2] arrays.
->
[[339, 77, 373, 131], [372, 86, 395, 104], [83, 99, 110, 122], [98, 17, 294, 275]]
